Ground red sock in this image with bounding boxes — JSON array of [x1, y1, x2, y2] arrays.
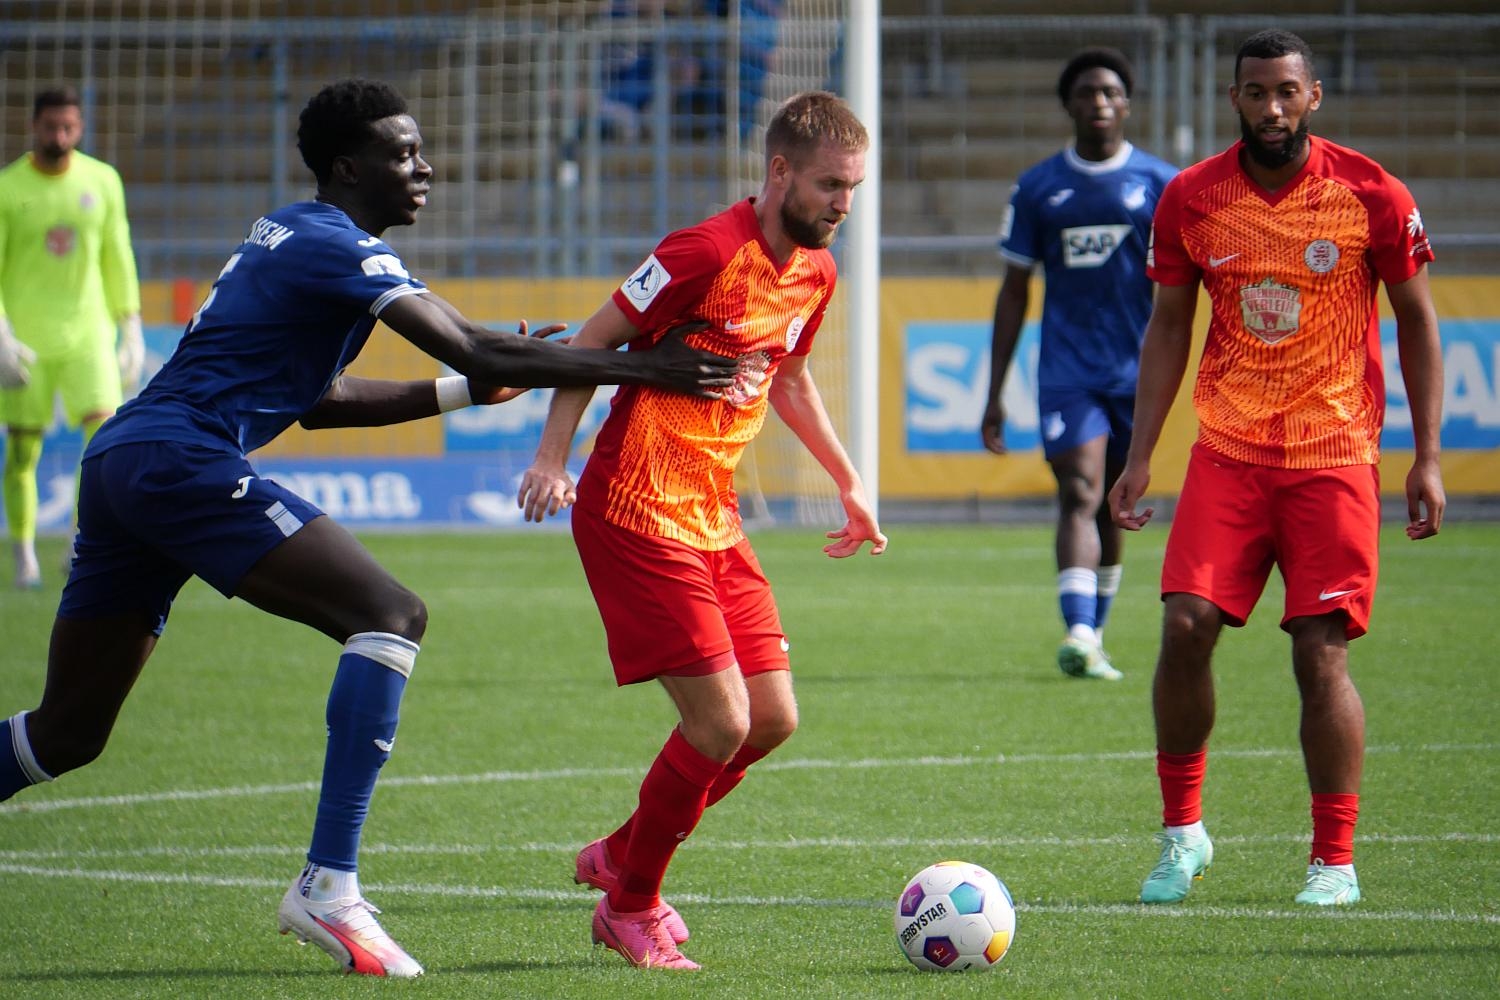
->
[[603, 817, 633, 866], [705, 743, 770, 808], [601, 743, 770, 863], [1309, 792, 1359, 866], [609, 728, 725, 914], [1157, 749, 1207, 827]]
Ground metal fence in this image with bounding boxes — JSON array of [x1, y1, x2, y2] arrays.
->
[[2, 11, 1497, 279]]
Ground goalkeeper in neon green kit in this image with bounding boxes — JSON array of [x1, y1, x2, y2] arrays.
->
[[0, 85, 142, 589]]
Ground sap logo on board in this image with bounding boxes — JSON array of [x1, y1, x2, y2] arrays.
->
[[1382, 319, 1500, 449], [905, 321, 1039, 452]]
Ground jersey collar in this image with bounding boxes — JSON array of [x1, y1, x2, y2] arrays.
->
[[1063, 142, 1134, 176]]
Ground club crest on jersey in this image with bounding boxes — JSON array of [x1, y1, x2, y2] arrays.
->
[[45, 224, 75, 257], [1061, 224, 1132, 269], [1239, 277, 1302, 344], [726, 350, 771, 408], [621, 253, 670, 311], [785, 315, 806, 353], [1304, 239, 1339, 273]]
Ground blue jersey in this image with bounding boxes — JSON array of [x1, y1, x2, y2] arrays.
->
[[999, 143, 1177, 394], [89, 201, 426, 458]]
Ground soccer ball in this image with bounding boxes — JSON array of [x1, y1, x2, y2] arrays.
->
[[894, 861, 1015, 972]]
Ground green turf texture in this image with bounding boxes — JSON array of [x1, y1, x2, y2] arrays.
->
[[2, 524, 1496, 999]]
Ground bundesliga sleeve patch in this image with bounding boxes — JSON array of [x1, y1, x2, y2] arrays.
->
[[620, 253, 671, 312], [361, 253, 410, 279]]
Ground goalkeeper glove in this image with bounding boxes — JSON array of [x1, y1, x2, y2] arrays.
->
[[117, 313, 144, 391], [0, 316, 37, 389]]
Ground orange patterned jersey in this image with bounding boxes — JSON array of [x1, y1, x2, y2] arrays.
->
[[578, 199, 837, 550], [1148, 137, 1432, 468]]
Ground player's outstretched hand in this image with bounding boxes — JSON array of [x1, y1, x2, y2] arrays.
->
[[472, 319, 572, 404], [1405, 457, 1445, 540], [980, 399, 1008, 455], [824, 488, 887, 558], [0, 318, 36, 389], [517, 461, 577, 522], [1109, 463, 1154, 531], [641, 320, 737, 398]]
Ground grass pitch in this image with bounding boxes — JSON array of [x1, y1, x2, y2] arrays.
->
[[2, 523, 1496, 999]]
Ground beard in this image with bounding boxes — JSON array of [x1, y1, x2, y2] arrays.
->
[[780, 194, 839, 250], [1239, 114, 1311, 169]]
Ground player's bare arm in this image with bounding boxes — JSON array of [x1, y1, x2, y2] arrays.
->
[[981, 264, 1032, 455], [300, 322, 562, 429], [379, 291, 733, 397], [1110, 281, 1198, 530], [1387, 265, 1446, 539], [769, 354, 888, 557]]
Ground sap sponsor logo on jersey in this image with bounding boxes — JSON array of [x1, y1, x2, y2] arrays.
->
[[1061, 224, 1133, 268], [621, 253, 671, 311], [905, 321, 1040, 453], [1382, 318, 1500, 449]]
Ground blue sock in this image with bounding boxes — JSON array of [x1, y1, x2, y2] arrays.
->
[[1095, 564, 1123, 634], [1058, 567, 1098, 632], [1, 711, 53, 802], [307, 633, 419, 872]]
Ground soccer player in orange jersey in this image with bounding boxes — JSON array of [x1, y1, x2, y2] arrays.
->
[[1108, 29, 1445, 907], [517, 91, 885, 970]]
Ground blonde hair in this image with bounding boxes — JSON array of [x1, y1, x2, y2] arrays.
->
[[764, 91, 868, 167]]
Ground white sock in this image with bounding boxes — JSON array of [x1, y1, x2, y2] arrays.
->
[[1067, 622, 1098, 645], [299, 862, 360, 902], [1309, 861, 1354, 875], [1165, 820, 1205, 839]]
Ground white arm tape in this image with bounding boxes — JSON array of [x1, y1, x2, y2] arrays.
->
[[435, 375, 471, 413]]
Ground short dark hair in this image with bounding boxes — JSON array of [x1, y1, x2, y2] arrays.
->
[[1057, 48, 1134, 104], [1234, 29, 1317, 84], [297, 79, 410, 185], [33, 85, 81, 120], [765, 90, 868, 167]]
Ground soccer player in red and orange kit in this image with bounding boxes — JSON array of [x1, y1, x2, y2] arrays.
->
[[1108, 29, 1445, 907], [517, 90, 885, 970]]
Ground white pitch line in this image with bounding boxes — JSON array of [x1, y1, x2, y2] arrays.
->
[[0, 862, 1495, 927], [2, 829, 1497, 864], [3, 742, 1495, 817]]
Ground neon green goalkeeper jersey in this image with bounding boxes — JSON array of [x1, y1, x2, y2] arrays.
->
[[0, 150, 140, 357]]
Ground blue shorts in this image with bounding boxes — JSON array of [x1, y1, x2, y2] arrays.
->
[[58, 441, 325, 635], [1036, 387, 1134, 461]]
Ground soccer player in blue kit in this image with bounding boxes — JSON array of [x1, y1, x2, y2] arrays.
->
[[980, 48, 1177, 681], [0, 79, 736, 978]]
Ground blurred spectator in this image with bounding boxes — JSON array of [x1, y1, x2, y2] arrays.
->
[[695, 0, 783, 140], [599, 0, 783, 142]]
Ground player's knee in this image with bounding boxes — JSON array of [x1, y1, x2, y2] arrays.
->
[[28, 715, 110, 776], [683, 712, 751, 763], [370, 586, 427, 642], [1057, 477, 1103, 515], [1160, 596, 1219, 655], [749, 702, 798, 750]]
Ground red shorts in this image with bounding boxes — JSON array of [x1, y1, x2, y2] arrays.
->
[[1162, 444, 1380, 639], [571, 508, 790, 686]]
